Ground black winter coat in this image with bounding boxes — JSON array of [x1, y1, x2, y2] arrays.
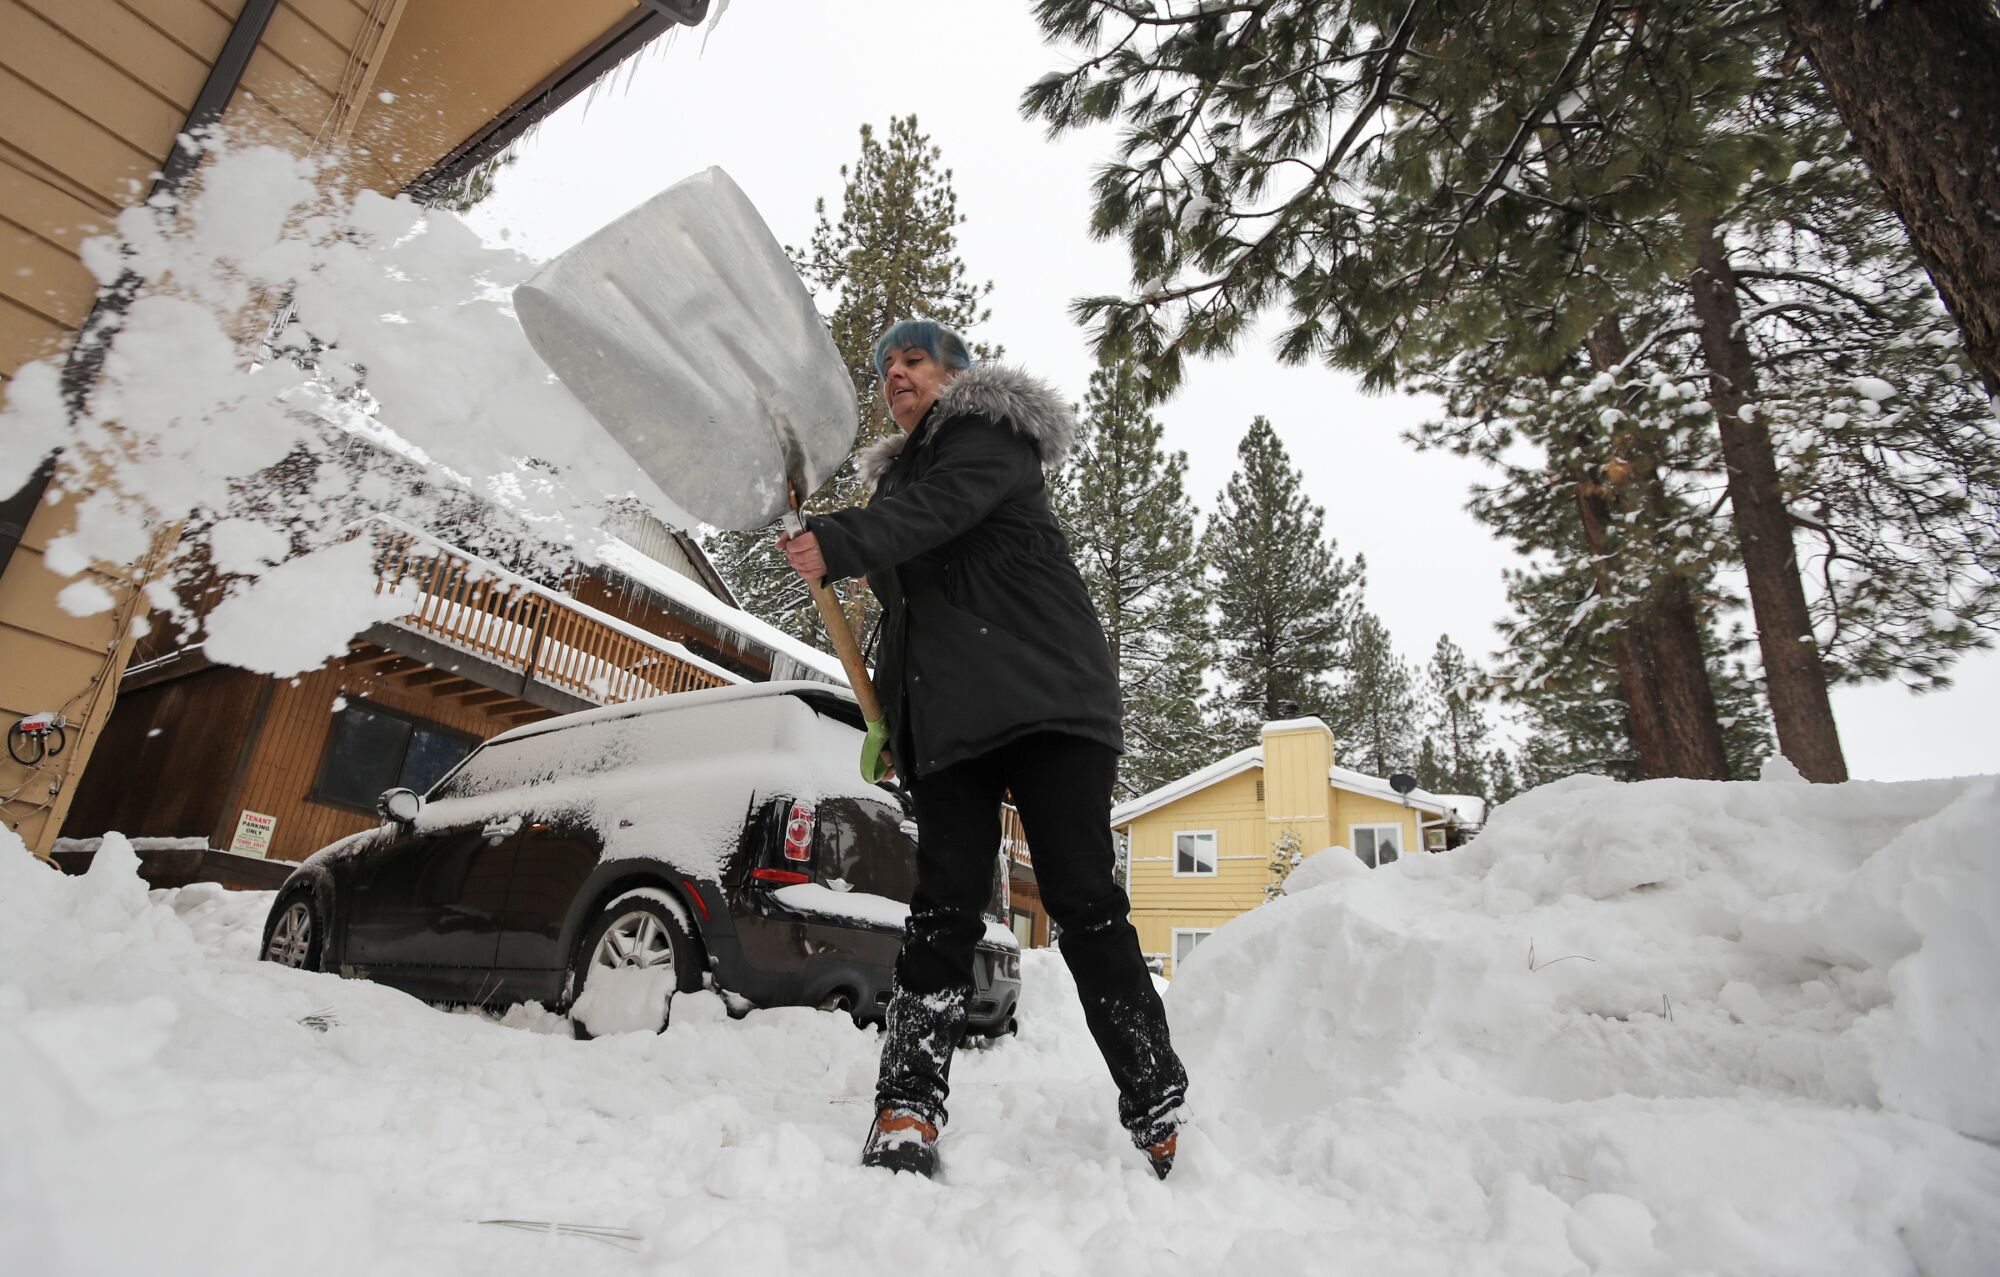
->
[[810, 364, 1123, 778]]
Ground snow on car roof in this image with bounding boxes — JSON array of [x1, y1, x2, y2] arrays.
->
[[486, 680, 860, 747]]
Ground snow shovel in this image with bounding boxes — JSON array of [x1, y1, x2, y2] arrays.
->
[[512, 167, 890, 781]]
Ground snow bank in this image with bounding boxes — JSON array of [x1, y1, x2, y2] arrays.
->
[[7, 774, 1997, 1275], [1171, 772, 2000, 1274]]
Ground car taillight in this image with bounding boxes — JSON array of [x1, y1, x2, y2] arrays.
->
[[783, 801, 815, 862], [751, 868, 811, 885]]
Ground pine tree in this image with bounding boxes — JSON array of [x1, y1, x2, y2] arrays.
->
[[1415, 737, 1446, 794], [1485, 749, 1521, 807], [1049, 363, 1212, 798], [792, 115, 997, 445], [1410, 329, 1734, 782], [1423, 635, 1492, 796], [1495, 547, 1775, 787], [706, 115, 995, 646], [1025, 3, 1995, 783], [1329, 609, 1419, 777], [1775, 0, 2000, 395], [1025, 0, 1760, 392], [1203, 416, 1365, 744]]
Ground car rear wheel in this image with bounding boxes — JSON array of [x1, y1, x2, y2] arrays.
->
[[568, 893, 700, 1040], [262, 889, 322, 971], [817, 989, 867, 1028]]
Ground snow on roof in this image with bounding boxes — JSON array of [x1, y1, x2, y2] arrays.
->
[[1110, 747, 1471, 826], [1262, 716, 1332, 734], [1110, 745, 1264, 827], [590, 537, 848, 685], [1327, 764, 1452, 817], [1435, 793, 1488, 826]]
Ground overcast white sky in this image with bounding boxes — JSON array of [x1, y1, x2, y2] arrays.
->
[[469, 1, 1997, 782]]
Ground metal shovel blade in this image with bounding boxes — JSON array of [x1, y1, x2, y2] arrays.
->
[[513, 167, 856, 531]]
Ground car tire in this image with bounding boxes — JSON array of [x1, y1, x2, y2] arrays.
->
[[961, 1015, 1019, 1049], [261, 886, 324, 972], [817, 989, 867, 1029], [568, 892, 701, 1041]]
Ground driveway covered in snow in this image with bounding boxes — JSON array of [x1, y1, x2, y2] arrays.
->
[[7, 772, 1998, 1275]]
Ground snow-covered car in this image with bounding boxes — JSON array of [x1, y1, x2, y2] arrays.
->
[[258, 682, 1021, 1038]]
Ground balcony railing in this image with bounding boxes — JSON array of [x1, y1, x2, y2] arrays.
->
[[370, 526, 731, 706]]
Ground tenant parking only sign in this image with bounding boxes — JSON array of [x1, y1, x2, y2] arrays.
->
[[229, 810, 277, 859]]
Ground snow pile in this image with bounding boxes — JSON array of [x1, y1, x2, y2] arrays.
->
[[1, 138, 688, 677], [1172, 771, 2000, 1273], [1282, 842, 1368, 894], [6, 775, 1998, 1275]]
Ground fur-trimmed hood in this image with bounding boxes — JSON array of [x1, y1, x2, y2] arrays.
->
[[856, 363, 1077, 493]]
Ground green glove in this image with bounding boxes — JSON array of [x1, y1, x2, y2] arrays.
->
[[859, 718, 892, 783]]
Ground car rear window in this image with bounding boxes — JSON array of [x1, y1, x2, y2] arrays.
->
[[817, 798, 917, 904], [816, 804, 916, 904], [816, 798, 1009, 926]]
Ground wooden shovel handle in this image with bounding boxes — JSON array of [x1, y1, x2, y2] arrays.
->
[[808, 575, 882, 723], [788, 492, 882, 725]]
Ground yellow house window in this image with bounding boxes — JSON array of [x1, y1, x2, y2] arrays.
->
[[1350, 823, 1403, 869], [1173, 830, 1218, 876], [1172, 928, 1215, 971]]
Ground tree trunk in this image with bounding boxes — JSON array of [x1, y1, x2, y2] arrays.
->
[[1569, 474, 1677, 778], [1778, 0, 2000, 396], [1584, 317, 1732, 780], [1687, 228, 1849, 781], [1645, 576, 1735, 778]]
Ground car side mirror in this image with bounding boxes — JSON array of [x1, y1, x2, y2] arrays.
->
[[377, 787, 422, 825]]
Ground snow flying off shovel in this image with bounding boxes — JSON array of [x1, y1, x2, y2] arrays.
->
[[513, 167, 890, 781]]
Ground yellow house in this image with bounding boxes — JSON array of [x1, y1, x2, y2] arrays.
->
[[1112, 718, 1481, 976]]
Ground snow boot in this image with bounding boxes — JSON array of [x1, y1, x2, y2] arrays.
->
[[1131, 1105, 1184, 1180], [861, 1106, 939, 1178]]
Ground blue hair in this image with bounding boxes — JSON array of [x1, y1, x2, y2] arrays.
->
[[873, 319, 973, 378]]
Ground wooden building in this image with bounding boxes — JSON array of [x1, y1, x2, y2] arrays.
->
[[1000, 803, 1052, 950], [1, 0, 713, 858]]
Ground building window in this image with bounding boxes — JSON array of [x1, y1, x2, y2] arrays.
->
[[1173, 829, 1218, 876], [1172, 928, 1214, 972], [313, 699, 478, 812], [1350, 823, 1403, 869]]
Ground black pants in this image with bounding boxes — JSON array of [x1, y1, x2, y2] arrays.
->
[[876, 732, 1188, 1141]]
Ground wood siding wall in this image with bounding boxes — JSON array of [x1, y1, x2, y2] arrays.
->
[[0, 0, 383, 855], [1000, 803, 1049, 947], [1, 0, 656, 387], [231, 658, 531, 862], [57, 655, 535, 861], [60, 663, 267, 841], [2, 0, 211, 379], [0, 0, 396, 388], [1125, 769, 1271, 972]]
